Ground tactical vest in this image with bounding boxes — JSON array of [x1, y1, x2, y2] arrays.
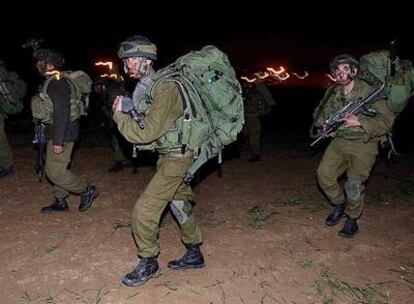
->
[[323, 79, 372, 140], [133, 72, 184, 154], [31, 71, 90, 124]]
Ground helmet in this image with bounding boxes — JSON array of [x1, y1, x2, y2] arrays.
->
[[117, 35, 157, 60], [329, 54, 359, 71], [34, 48, 65, 68]]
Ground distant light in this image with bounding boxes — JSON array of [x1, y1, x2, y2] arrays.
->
[[266, 66, 285, 75], [293, 71, 309, 79], [100, 73, 119, 79], [241, 76, 257, 83], [274, 72, 290, 81], [254, 72, 269, 79], [95, 61, 114, 70]]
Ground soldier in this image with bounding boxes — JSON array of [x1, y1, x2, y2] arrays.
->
[[93, 76, 130, 172], [0, 58, 26, 178], [112, 35, 204, 287], [31, 49, 99, 213], [242, 81, 275, 162], [314, 54, 394, 238]]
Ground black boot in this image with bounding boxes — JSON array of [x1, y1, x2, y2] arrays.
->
[[41, 198, 69, 213], [122, 257, 159, 287], [325, 204, 345, 226], [0, 166, 14, 179], [168, 244, 205, 270], [108, 161, 125, 173], [248, 154, 261, 162], [338, 217, 359, 238], [78, 185, 99, 212]]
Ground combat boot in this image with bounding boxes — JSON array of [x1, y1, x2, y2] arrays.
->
[[108, 161, 125, 173], [338, 217, 359, 238], [41, 198, 69, 213], [78, 185, 99, 212], [168, 244, 205, 270], [325, 203, 345, 226], [122, 257, 159, 287], [248, 154, 261, 162], [0, 166, 14, 179]]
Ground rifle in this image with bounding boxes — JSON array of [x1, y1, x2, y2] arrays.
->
[[310, 83, 385, 146], [120, 96, 145, 159], [33, 122, 46, 182]]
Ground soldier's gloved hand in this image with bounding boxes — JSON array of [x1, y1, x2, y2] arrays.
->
[[112, 95, 123, 113], [120, 96, 135, 113]]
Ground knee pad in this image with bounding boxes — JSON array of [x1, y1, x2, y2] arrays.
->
[[170, 200, 192, 225], [345, 178, 362, 201]]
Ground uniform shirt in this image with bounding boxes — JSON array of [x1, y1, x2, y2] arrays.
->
[[45, 78, 80, 145], [113, 81, 183, 146], [317, 79, 394, 142]]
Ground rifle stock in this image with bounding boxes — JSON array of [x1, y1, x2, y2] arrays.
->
[[33, 123, 46, 182]]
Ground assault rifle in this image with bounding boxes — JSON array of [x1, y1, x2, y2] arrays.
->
[[310, 83, 385, 146]]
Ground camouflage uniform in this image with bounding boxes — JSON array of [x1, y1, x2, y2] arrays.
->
[[0, 114, 13, 171], [243, 83, 273, 160], [114, 80, 202, 258], [31, 49, 98, 213], [0, 59, 26, 176], [316, 79, 394, 219], [95, 78, 129, 168]]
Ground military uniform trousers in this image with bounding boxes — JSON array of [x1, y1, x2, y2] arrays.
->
[[0, 115, 13, 169], [45, 140, 87, 199], [244, 113, 262, 156], [132, 152, 203, 258], [317, 137, 378, 219], [111, 131, 128, 163]]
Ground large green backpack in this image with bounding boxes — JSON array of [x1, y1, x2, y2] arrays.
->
[[31, 70, 92, 123], [359, 50, 414, 115], [0, 61, 27, 115], [147, 45, 244, 182]]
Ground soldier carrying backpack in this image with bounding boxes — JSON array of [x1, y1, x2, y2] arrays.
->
[[30, 48, 98, 214], [112, 35, 244, 287], [0, 58, 27, 178]]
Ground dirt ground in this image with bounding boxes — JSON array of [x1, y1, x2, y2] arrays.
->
[[1, 135, 414, 304]]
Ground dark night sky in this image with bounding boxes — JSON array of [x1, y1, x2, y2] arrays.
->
[[2, 4, 414, 148], [1, 5, 411, 81]]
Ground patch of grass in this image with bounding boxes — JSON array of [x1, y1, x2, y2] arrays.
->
[[314, 266, 391, 304], [297, 259, 314, 269], [163, 281, 179, 291], [44, 245, 59, 255], [247, 205, 278, 229], [270, 197, 327, 212], [20, 291, 40, 303]]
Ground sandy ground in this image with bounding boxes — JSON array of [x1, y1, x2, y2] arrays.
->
[[1, 135, 414, 304]]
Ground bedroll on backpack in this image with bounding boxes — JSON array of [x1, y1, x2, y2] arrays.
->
[[149, 45, 244, 182], [31, 70, 92, 123], [359, 50, 414, 115]]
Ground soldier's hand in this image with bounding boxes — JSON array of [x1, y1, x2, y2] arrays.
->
[[343, 114, 361, 128], [113, 96, 122, 113], [53, 145, 64, 154], [322, 124, 336, 137]]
